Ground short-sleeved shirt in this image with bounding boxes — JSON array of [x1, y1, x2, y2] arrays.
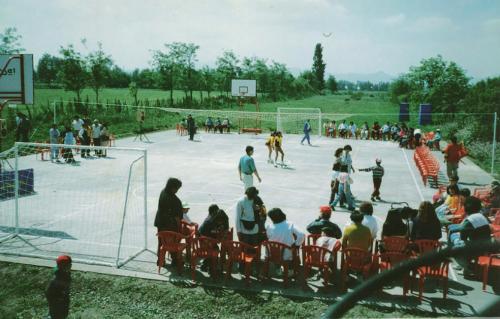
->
[[342, 223, 373, 251], [239, 155, 256, 175], [443, 143, 462, 164]]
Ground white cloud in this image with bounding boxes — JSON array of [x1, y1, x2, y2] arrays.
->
[[409, 16, 458, 32], [381, 13, 406, 26], [483, 18, 500, 32]]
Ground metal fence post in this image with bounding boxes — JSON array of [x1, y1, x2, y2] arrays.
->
[[492, 112, 497, 175]]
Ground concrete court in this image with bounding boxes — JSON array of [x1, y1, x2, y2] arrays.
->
[[0, 129, 498, 316]]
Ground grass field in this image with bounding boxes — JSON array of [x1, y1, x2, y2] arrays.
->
[[0, 261, 441, 319]]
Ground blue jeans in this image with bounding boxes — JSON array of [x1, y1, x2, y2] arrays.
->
[[50, 146, 59, 160], [331, 183, 355, 209], [301, 132, 311, 144]]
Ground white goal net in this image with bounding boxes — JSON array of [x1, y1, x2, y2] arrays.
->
[[0, 142, 149, 267], [277, 108, 322, 136]]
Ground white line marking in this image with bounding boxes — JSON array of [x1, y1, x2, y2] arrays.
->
[[401, 148, 425, 201]]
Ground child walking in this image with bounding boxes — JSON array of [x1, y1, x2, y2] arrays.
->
[[359, 158, 385, 202]]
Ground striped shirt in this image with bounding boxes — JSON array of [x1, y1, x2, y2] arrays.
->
[[361, 165, 384, 179]]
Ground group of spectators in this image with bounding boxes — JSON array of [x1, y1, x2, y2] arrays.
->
[[48, 116, 110, 163], [204, 116, 231, 134]]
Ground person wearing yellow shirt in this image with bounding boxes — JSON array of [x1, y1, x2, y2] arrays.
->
[[342, 211, 373, 252], [265, 132, 276, 163], [274, 131, 285, 166]]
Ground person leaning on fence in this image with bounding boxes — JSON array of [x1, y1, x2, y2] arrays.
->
[[306, 205, 342, 239], [154, 178, 183, 266], [238, 145, 261, 190], [46, 255, 72, 319], [359, 158, 384, 202]]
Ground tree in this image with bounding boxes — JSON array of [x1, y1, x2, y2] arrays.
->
[[405, 55, 470, 113], [201, 66, 215, 98], [58, 45, 88, 101], [37, 53, 62, 88], [87, 42, 113, 103], [0, 27, 24, 54], [312, 43, 326, 91], [326, 75, 338, 93], [107, 66, 131, 88], [390, 76, 411, 103], [129, 81, 138, 105], [216, 51, 241, 96]]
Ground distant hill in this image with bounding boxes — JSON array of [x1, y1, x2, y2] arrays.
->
[[334, 71, 396, 83]]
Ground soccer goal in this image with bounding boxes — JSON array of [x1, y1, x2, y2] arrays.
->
[[0, 142, 155, 267], [276, 108, 322, 136]]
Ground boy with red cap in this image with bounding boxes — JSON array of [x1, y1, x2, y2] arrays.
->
[[306, 206, 342, 239], [359, 158, 385, 202], [46, 255, 72, 319]]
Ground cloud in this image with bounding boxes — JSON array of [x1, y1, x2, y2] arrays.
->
[[381, 13, 406, 26], [409, 16, 458, 32], [483, 18, 500, 32]]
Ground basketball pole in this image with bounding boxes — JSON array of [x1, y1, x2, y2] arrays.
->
[[492, 112, 497, 175]]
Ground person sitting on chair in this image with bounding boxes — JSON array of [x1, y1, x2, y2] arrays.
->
[[306, 206, 342, 239], [342, 211, 373, 251]]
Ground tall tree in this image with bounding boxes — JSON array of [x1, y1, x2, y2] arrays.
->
[[216, 51, 240, 96], [58, 45, 88, 101], [326, 75, 338, 93], [312, 43, 326, 91], [37, 53, 62, 88], [87, 42, 113, 103], [0, 27, 24, 54]]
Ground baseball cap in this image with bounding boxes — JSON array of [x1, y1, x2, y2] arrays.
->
[[319, 206, 332, 214], [182, 202, 190, 209]]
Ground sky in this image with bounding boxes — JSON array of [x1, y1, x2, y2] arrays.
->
[[1, 0, 500, 80]]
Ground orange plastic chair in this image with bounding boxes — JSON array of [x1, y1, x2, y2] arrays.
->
[[377, 251, 410, 296], [302, 233, 321, 264], [415, 259, 449, 300], [261, 240, 299, 287], [340, 248, 374, 292], [303, 241, 341, 288], [380, 237, 409, 253], [224, 240, 260, 286], [180, 220, 198, 258], [190, 236, 220, 280], [414, 239, 440, 255], [157, 231, 187, 274]]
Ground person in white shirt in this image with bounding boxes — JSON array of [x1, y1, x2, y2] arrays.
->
[[235, 187, 260, 246], [265, 208, 305, 261], [338, 120, 348, 138], [316, 227, 339, 262], [381, 122, 391, 141], [91, 119, 102, 156], [346, 201, 379, 240], [349, 121, 357, 139], [71, 116, 84, 139]]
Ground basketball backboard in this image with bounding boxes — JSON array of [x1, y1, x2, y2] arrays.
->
[[0, 54, 34, 105], [231, 79, 256, 97]]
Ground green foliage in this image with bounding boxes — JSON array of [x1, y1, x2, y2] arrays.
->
[[326, 75, 338, 93], [216, 50, 241, 93], [58, 45, 88, 101], [86, 42, 113, 103], [128, 82, 138, 105], [36, 53, 62, 88], [0, 27, 23, 54], [389, 76, 411, 103], [312, 43, 326, 91]]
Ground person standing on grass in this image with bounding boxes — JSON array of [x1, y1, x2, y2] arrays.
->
[[301, 119, 312, 145], [238, 145, 261, 190], [359, 158, 385, 201], [187, 114, 196, 141], [49, 124, 61, 163], [442, 136, 466, 180], [46, 255, 72, 319]]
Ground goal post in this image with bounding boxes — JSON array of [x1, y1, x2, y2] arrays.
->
[[0, 142, 154, 267], [277, 108, 322, 137]]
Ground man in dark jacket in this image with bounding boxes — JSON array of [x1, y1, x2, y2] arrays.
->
[[154, 178, 183, 265], [187, 114, 196, 141], [199, 204, 229, 239], [306, 206, 342, 239], [46, 255, 72, 319]]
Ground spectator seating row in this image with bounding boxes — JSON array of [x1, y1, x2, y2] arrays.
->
[[156, 229, 450, 299], [414, 145, 440, 187]]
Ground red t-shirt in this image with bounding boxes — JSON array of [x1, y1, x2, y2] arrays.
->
[[444, 143, 463, 164]]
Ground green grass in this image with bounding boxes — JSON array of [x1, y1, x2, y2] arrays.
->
[[0, 261, 443, 318]]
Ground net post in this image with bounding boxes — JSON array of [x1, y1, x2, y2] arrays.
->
[[492, 112, 497, 175], [318, 111, 322, 137], [14, 144, 19, 234], [143, 149, 148, 250]]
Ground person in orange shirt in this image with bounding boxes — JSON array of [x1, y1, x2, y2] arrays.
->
[[442, 136, 466, 180]]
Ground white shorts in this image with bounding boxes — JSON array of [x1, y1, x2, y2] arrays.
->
[[242, 174, 253, 190]]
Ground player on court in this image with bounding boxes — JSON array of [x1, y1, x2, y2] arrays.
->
[[274, 131, 285, 167], [265, 132, 276, 163]]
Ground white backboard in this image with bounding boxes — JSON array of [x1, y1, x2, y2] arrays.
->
[[231, 79, 256, 97], [0, 54, 34, 104]]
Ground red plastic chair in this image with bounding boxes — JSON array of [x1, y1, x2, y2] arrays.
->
[[303, 241, 341, 288], [378, 251, 410, 296], [341, 248, 375, 292], [157, 231, 188, 274], [302, 233, 321, 264], [414, 239, 440, 255], [262, 241, 300, 287], [224, 240, 260, 286], [415, 259, 449, 300], [190, 236, 220, 280], [380, 237, 409, 253], [477, 254, 500, 291], [180, 220, 198, 258]]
